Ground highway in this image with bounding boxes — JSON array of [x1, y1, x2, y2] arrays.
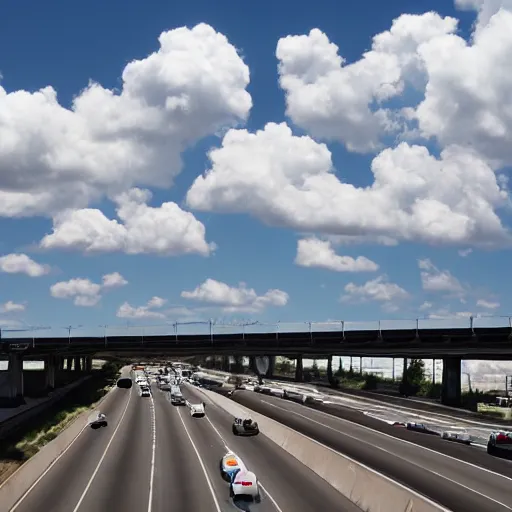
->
[[230, 389, 512, 512], [7, 373, 360, 511]]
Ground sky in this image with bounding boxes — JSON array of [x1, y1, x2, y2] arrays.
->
[[0, 0, 511, 383]]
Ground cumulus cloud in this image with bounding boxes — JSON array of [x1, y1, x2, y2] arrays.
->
[[50, 272, 128, 306], [476, 298, 500, 309], [0, 23, 251, 219], [276, 13, 457, 152], [0, 254, 50, 277], [0, 301, 25, 313], [186, 123, 510, 247], [117, 296, 168, 319], [181, 278, 289, 313], [102, 272, 128, 288], [340, 275, 409, 304], [418, 259, 465, 295], [295, 238, 378, 272], [40, 188, 215, 257]]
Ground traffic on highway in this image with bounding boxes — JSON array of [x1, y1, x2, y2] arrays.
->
[[5, 364, 359, 512]]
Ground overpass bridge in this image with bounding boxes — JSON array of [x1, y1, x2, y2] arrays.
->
[[1, 317, 512, 406]]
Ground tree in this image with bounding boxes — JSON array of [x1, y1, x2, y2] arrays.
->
[[406, 359, 425, 385], [312, 359, 320, 378]]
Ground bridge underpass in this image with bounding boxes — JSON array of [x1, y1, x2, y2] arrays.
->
[[0, 354, 94, 406]]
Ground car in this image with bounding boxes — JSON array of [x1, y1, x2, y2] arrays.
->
[[219, 452, 246, 482], [487, 431, 512, 456], [139, 386, 151, 397], [406, 422, 438, 435], [441, 429, 471, 445], [189, 402, 205, 418], [232, 417, 259, 436], [230, 469, 261, 503], [90, 412, 108, 428]]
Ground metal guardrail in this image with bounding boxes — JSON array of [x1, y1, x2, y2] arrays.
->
[[1, 316, 511, 340]]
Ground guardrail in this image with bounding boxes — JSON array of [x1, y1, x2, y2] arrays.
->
[[1, 315, 512, 339]]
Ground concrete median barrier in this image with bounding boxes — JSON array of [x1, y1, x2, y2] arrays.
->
[[0, 384, 118, 510], [196, 386, 449, 512]]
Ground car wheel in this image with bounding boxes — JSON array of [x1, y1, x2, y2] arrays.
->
[[487, 442, 495, 455], [255, 493, 261, 503], [229, 486, 234, 498], [232, 427, 238, 435]]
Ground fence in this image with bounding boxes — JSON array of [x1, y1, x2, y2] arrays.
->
[[1, 315, 511, 339]]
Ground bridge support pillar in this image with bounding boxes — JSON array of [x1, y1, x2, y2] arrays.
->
[[0, 353, 25, 405], [85, 356, 92, 372], [66, 357, 74, 371], [441, 357, 461, 406], [221, 356, 230, 372], [327, 355, 334, 386], [250, 356, 274, 378], [232, 356, 244, 374], [44, 355, 56, 391], [74, 356, 82, 372], [295, 356, 303, 382], [57, 357, 64, 371]]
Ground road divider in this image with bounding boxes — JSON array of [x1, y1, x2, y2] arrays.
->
[[194, 386, 450, 512]]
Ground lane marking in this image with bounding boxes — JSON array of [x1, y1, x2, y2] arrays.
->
[[71, 386, 133, 512], [260, 396, 512, 481], [176, 407, 222, 512], [262, 400, 512, 510], [147, 390, 156, 512], [8, 386, 121, 510]]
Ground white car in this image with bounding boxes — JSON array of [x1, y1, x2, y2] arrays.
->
[[189, 403, 205, 418], [139, 386, 151, 397], [441, 429, 471, 445], [230, 469, 261, 503]]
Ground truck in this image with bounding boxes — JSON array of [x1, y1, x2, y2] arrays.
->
[[170, 385, 185, 405]]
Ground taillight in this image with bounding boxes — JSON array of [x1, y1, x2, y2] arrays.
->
[[496, 433, 511, 443]]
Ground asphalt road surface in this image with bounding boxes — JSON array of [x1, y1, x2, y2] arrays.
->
[[7, 377, 361, 512], [231, 390, 512, 512]]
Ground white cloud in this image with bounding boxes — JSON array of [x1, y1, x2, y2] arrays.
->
[[50, 278, 102, 307], [0, 301, 25, 313], [427, 308, 474, 319], [418, 259, 465, 294], [40, 188, 215, 257], [458, 248, 473, 257], [181, 278, 289, 313], [0, 23, 251, 219], [50, 272, 128, 306], [419, 301, 433, 311], [102, 272, 128, 288], [186, 122, 510, 247], [477, 298, 500, 309], [0, 253, 50, 277], [276, 13, 457, 152], [341, 275, 409, 303], [295, 238, 379, 272], [117, 296, 168, 319]]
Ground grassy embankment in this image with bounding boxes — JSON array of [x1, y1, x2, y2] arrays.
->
[[0, 360, 123, 484]]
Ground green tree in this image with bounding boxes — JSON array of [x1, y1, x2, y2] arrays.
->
[[406, 359, 425, 385], [312, 359, 320, 378]]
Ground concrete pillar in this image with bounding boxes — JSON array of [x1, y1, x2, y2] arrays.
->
[[8, 353, 24, 402], [295, 355, 303, 382], [327, 355, 334, 385], [267, 356, 275, 378], [441, 357, 462, 406], [66, 357, 74, 371], [74, 356, 81, 372], [57, 357, 64, 371], [44, 355, 56, 390], [85, 356, 92, 372], [221, 356, 230, 372], [232, 356, 244, 374]]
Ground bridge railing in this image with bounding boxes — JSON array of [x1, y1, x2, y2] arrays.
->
[[1, 315, 511, 340]]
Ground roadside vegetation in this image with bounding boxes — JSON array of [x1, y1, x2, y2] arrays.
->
[[0, 360, 122, 484]]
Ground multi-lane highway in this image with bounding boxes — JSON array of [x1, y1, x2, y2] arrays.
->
[[231, 389, 512, 512], [6, 371, 360, 512]]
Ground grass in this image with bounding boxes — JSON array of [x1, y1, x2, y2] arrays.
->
[[477, 403, 512, 420], [0, 361, 122, 483]]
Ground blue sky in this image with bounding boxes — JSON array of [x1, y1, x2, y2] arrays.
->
[[0, 0, 511, 341]]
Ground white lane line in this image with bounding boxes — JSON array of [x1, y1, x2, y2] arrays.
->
[[203, 409, 284, 512], [262, 397, 512, 482], [9, 386, 120, 510], [147, 391, 156, 512], [71, 386, 133, 512], [176, 408, 222, 512], [263, 400, 512, 510]]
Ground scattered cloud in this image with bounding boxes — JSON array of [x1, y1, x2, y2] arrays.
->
[[477, 298, 500, 309], [341, 275, 409, 304], [0, 301, 25, 313], [117, 296, 168, 319], [418, 259, 465, 295], [50, 272, 128, 307], [458, 248, 473, 257], [295, 238, 379, 272], [181, 278, 289, 313], [0, 254, 50, 277]]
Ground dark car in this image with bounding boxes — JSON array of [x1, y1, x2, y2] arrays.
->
[[232, 417, 259, 436]]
